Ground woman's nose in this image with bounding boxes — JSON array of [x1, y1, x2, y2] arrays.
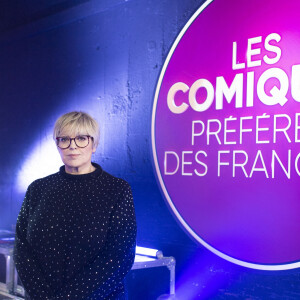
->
[[69, 139, 77, 149]]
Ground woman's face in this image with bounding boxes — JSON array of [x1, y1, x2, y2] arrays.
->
[[56, 128, 96, 174]]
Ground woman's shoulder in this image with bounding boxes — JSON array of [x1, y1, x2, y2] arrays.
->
[[100, 170, 131, 190], [27, 171, 61, 190]]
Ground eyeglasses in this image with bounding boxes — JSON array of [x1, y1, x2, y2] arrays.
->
[[56, 135, 93, 149]]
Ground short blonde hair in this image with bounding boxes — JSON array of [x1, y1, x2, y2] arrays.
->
[[53, 111, 100, 148]]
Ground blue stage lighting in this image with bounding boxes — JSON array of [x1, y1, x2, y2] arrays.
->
[[16, 134, 62, 192]]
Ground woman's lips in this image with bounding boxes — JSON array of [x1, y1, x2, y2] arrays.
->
[[68, 154, 80, 158]]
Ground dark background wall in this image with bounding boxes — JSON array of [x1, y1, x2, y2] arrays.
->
[[0, 0, 299, 299]]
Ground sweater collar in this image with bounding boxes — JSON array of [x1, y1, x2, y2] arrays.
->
[[59, 162, 103, 180]]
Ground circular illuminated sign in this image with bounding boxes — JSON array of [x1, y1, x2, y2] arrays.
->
[[152, 0, 300, 270]]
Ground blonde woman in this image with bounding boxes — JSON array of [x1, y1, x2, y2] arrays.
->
[[14, 111, 137, 300]]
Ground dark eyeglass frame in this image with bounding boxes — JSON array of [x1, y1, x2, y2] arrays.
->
[[56, 135, 93, 149]]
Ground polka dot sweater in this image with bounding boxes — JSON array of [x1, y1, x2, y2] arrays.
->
[[13, 163, 137, 300]]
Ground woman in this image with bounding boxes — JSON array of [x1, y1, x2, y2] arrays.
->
[[13, 111, 137, 300]]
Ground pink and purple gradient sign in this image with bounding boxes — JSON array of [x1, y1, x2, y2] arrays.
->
[[151, 0, 300, 270]]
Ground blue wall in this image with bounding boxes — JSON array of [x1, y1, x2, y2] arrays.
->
[[0, 0, 300, 298]]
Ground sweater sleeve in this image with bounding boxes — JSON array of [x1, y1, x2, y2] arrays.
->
[[13, 184, 55, 300], [53, 182, 137, 300]]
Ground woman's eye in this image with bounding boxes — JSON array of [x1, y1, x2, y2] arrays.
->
[[60, 137, 69, 142], [77, 136, 87, 141]]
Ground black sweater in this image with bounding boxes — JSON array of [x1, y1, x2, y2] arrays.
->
[[13, 163, 137, 300]]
